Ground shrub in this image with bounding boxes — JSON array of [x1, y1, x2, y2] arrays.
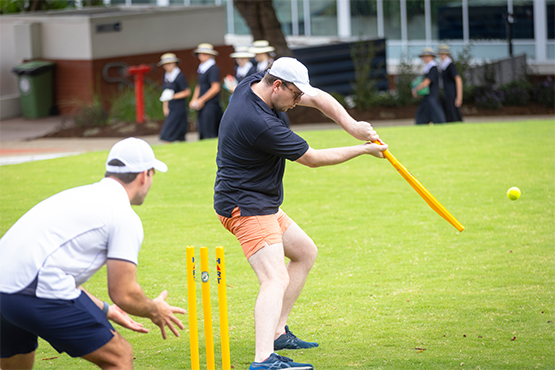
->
[[74, 95, 109, 127], [110, 82, 165, 123], [395, 52, 418, 106], [473, 87, 503, 110], [350, 39, 381, 109], [498, 80, 532, 106], [532, 80, 555, 107]]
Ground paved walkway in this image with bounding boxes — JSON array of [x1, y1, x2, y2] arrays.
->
[[1, 114, 553, 166]]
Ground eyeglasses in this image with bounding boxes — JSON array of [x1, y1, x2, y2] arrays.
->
[[283, 82, 304, 101]]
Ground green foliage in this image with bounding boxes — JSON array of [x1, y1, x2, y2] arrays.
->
[[395, 51, 419, 106], [498, 80, 533, 106], [109, 82, 165, 123], [0, 0, 103, 14], [532, 80, 555, 107], [73, 94, 109, 127], [454, 43, 474, 88], [350, 39, 380, 110], [1, 120, 553, 369]]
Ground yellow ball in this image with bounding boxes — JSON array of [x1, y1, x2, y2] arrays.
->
[[507, 187, 521, 201]]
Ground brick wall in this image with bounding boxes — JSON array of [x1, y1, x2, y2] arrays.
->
[[46, 44, 235, 115]]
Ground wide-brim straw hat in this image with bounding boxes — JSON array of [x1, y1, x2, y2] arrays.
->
[[419, 47, 436, 57], [230, 46, 255, 59], [437, 44, 451, 55], [193, 43, 219, 56], [249, 40, 275, 54], [157, 53, 181, 66]]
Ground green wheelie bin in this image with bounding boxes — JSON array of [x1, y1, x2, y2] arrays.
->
[[12, 61, 55, 119]]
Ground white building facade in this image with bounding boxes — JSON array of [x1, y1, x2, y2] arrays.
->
[[109, 0, 554, 74]]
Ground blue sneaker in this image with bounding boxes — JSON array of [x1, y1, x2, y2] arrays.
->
[[274, 326, 319, 351], [249, 353, 313, 369]]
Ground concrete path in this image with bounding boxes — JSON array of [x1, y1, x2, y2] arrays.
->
[[1, 114, 553, 166]]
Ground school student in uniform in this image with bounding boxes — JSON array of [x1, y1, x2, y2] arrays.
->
[[250, 40, 275, 72], [158, 53, 191, 142], [437, 44, 463, 122], [189, 43, 223, 140], [224, 47, 257, 94], [413, 47, 446, 125]]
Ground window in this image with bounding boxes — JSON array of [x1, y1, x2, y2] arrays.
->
[[309, 0, 338, 36], [549, 1, 555, 39], [406, 0, 425, 40], [350, 0, 379, 38], [383, 0, 401, 39], [434, 0, 464, 40]]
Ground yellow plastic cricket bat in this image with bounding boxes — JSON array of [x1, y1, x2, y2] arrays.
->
[[374, 140, 465, 232]]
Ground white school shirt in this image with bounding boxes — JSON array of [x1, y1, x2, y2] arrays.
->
[[0, 178, 143, 300]]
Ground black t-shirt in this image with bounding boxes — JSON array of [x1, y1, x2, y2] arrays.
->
[[214, 72, 309, 217]]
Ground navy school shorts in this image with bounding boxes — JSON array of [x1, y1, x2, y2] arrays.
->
[[0, 291, 114, 358]]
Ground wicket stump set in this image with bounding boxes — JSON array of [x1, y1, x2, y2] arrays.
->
[[186, 246, 230, 370]]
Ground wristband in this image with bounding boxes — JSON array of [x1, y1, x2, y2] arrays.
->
[[102, 301, 109, 316]]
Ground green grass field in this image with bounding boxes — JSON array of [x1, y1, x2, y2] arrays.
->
[[1, 119, 553, 369]]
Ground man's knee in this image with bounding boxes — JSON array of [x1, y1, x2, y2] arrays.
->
[[0, 351, 35, 370], [83, 331, 133, 369]]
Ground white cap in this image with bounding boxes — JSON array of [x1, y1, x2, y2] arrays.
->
[[106, 138, 168, 173], [268, 57, 318, 97]]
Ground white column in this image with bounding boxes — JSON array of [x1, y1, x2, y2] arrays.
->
[[304, 0, 311, 36], [337, 0, 351, 38], [462, 0, 469, 42], [227, 0, 235, 34], [534, 0, 547, 61], [425, 0, 431, 46], [400, 0, 407, 53], [377, 0, 384, 38], [292, 0, 299, 36], [157, 0, 169, 6]]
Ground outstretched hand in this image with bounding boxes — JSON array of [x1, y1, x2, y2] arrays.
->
[[151, 290, 186, 339], [107, 304, 149, 333]]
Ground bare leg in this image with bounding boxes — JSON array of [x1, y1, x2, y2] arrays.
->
[[248, 242, 290, 363], [81, 330, 133, 369], [275, 221, 318, 337], [0, 351, 35, 370]]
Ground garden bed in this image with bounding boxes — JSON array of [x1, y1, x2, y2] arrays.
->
[[41, 104, 553, 138]]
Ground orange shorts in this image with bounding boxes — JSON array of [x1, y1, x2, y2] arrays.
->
[[217, 207, 293, 259]]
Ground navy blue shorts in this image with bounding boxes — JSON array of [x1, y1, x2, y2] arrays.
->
[[0, 291, 114, 358]]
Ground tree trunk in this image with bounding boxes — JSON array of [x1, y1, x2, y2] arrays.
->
[[234, 0, 293, 57]]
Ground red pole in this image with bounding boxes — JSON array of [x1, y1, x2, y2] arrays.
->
[[127, 64, 151, 124]]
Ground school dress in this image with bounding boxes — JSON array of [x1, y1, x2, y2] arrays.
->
[[159, 71, 189, 142], [415, 61, 446, 125], [197, 64, 223, 139], [235, 62, 257, 83], [440, 58, 463, 122]]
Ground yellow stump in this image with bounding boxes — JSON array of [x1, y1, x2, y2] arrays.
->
[[186, 246, 200, 370], [200, 247, 215, 370], [216, 246, 231, 370]]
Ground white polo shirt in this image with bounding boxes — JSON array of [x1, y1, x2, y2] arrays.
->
[[0, 178, 143, 300]]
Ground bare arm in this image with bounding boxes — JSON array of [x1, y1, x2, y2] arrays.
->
[[296, 143, 388, 168], [189, 85, 201, 109], [194, 82, 221, 110], [298, 89, 381, 142], [455, 75, 463, 107], [106, 259, 186, 339], [78, 286, 148, 333], [172, 87, 191, 100]]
